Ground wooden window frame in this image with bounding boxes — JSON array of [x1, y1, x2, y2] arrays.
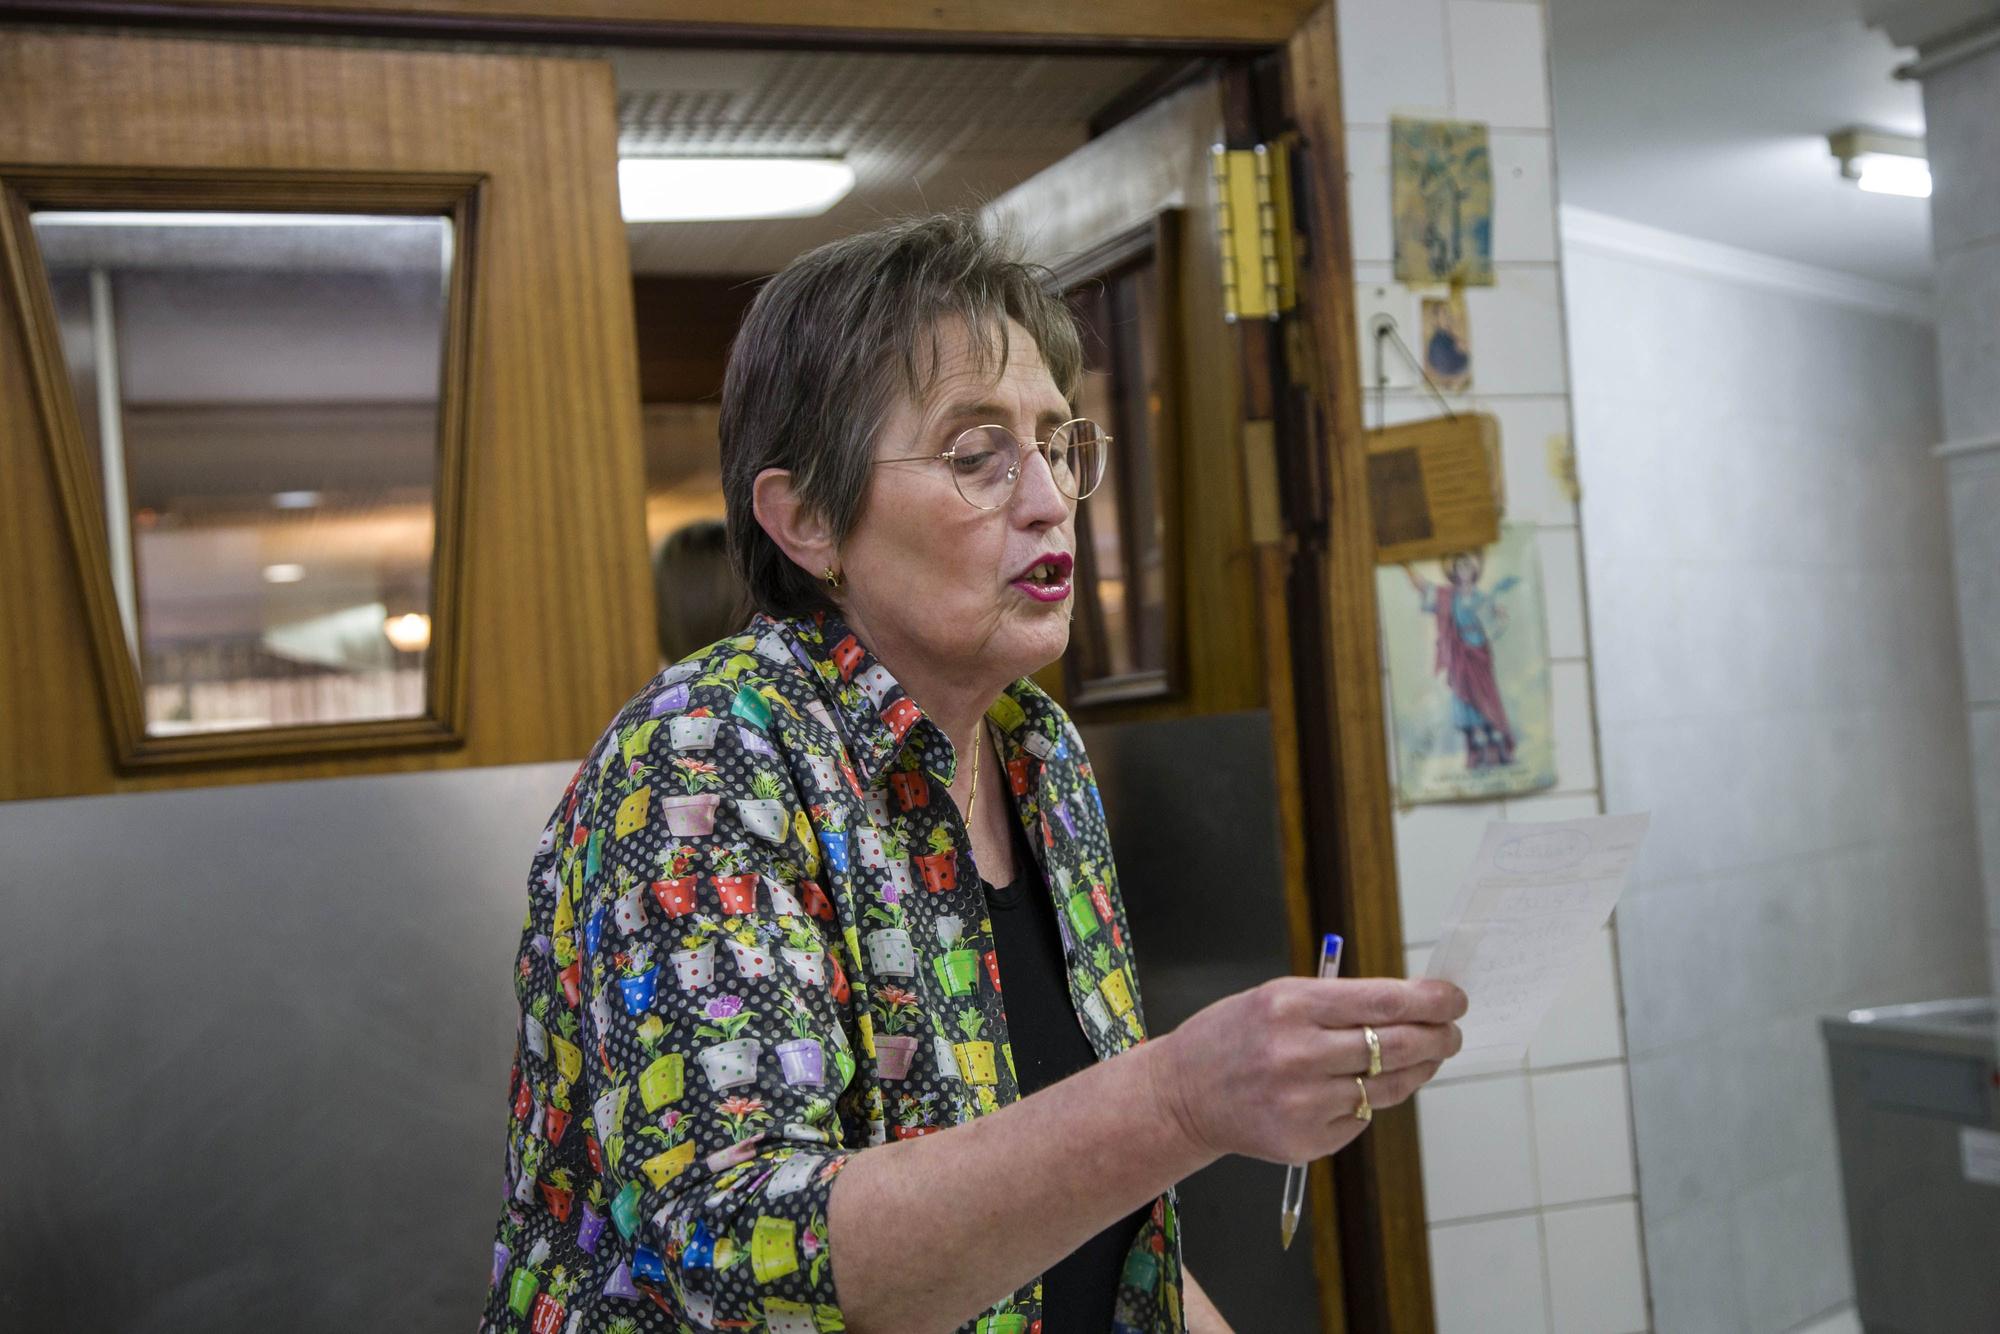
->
[[0, 166, 485, 769], [1049, 210, 1187, 710]]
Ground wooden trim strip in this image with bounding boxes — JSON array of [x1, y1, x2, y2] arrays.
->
[[0, 0, 1316, 50], [1283, 6, 1437, 1333], [0, 181, 146, 757], [1253, 536, 1350, 1334]]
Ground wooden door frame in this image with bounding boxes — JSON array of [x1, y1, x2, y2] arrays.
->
[[0, 0, 1312, 49], [5, 4, 1428, 1329]]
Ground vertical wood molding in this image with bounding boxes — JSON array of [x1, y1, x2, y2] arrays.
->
[[1284, 6, 1436, 1333]]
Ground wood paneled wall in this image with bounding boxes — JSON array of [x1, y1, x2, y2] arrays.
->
[[632, 274, 763, 404]]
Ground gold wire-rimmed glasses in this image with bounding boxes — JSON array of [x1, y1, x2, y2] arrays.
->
[[875, 417, 1111, 511]]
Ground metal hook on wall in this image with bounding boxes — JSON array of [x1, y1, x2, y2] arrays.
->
[[1368, 312, 1459, 431]]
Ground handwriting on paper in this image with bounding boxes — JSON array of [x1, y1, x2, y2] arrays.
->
[[1423, 813, 1650, 1070]]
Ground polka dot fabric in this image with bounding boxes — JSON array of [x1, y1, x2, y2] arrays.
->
[[479, 609, 1185, 1334]]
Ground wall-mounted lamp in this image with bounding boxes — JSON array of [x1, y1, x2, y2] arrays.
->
[[617, 157, 856, 222], [1828, 128, 1931, 199]]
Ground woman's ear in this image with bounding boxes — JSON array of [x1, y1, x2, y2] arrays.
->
[[752, 467, 839, 580]]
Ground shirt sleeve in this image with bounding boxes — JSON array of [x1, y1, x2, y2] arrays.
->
[[579, 683, 859, 1327]]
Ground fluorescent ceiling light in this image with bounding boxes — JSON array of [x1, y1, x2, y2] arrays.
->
[[1828, 129, 1931, 199], [271, 490, 322, 509], [262, 563, 306, 584], [1853, 155, 1932, 198], [618, 157, 856, 222]]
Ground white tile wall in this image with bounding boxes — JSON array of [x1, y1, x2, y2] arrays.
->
[[1445, 1, 1551, 130], [1343, 3, 1648, 1330], [1549, 660, 1599, 792], [1464, 267, 1570, 395], [1537, 527, 1586, 661], [1529, 1065, 1637, 1206], [1503, 791, 1600, 823], [1430, 1214, 1552, 1334], [1416, 1075, 1539, 1221], [1527, 927, 1624, 1068], [1352, 263, 1425, 396], [1489, 396, 1580, 526], [1394, 800, 1502, 944], [1346, 127, 1394, 266], [1490, 131, 1561, 263], [1336, 0, 1450, 128], [1543, 1202, 1650, 1334]]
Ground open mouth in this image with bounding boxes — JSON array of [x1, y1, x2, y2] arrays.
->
[[1011, 553, 1074, 601]]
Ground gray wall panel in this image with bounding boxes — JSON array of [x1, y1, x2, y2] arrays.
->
[[1, 715, 1309, 1330], [0, 761, 577, 1332], [1083, 709, 1318, 1329]]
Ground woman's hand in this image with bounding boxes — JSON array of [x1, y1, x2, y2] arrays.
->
[[1148, 976, 1467, 1165]]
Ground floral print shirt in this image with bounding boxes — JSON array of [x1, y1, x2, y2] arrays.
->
[[480, 609, 1186, 1334]]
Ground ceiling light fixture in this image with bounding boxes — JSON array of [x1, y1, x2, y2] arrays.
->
[[1828, 128, 1931, 199], [617, 157, 856, 222], [262, 563, 306, 584], [383, 612, 432, 653]]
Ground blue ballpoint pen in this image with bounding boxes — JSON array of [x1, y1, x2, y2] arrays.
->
[[1279, 932, 1343, 1250]]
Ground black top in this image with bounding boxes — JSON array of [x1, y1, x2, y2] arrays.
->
[[983, 804, 1149, 1331]]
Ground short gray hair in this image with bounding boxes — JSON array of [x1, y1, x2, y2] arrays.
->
[[719, 211, 1083, 617]]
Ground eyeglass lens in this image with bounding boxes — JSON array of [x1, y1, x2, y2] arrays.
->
[[949, 420, 1108, 509]]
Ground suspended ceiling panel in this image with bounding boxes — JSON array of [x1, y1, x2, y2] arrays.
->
[[612, 48, 1175, 275]]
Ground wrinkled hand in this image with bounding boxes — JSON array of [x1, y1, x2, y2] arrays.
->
[[1150, 977, 1467, 1164]]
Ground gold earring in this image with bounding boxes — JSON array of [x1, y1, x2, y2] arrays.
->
[[823, 565, 843, 590]]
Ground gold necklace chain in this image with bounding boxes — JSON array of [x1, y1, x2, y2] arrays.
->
[[964, 720, 982, 829]]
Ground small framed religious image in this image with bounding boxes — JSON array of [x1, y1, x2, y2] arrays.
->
[[1391, 116, 1495, 287], [1049, 210, 1185, 708], [1376, 522, 1557, 803], [1421, 288, 1472, 392]]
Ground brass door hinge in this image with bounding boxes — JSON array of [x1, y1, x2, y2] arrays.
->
[[1211, 140, 1298, 323]]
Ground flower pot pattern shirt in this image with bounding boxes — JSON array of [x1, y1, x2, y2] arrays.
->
[[480, 609, 1185, 1334]]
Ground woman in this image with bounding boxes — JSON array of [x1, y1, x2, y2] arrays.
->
[[652, 518, 747, 666], [481, 214, 1465, 1334]]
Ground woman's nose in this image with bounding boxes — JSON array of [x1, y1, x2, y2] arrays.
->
[[1011, 442, 1072, 522]]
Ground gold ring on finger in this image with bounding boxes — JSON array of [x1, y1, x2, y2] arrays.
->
[[1362, 1025, 1382, 1078], [1353, 1076, 1373, 1123]]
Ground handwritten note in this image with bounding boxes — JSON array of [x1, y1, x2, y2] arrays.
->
[[1423, 813, 1650, 1070]]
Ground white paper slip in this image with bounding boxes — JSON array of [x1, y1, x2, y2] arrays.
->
[[1423, 813, 1651, 1070]]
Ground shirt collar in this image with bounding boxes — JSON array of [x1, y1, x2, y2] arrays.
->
[[755, 609, 1070, 791]]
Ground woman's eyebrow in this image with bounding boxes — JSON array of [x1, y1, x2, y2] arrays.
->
[[937, 400, 1072, 430], [937, 399, 1007, 422]]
